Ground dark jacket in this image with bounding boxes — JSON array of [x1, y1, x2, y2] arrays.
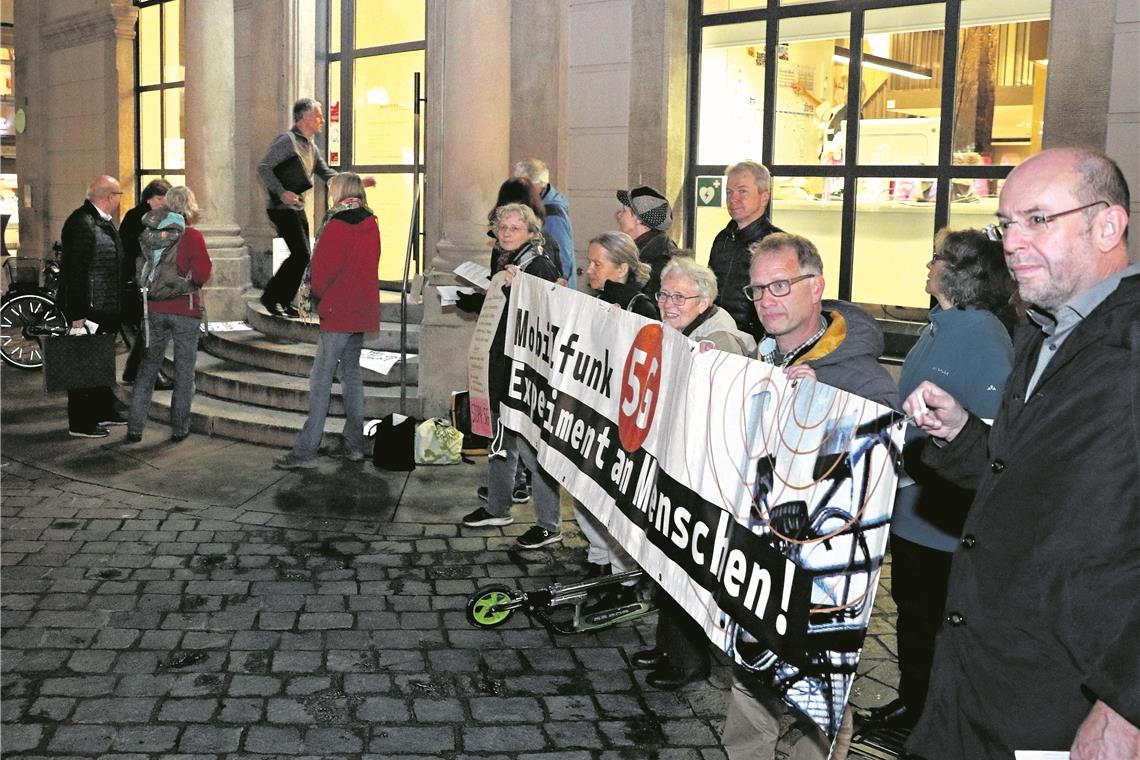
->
[[791, 299, 899, 409], [596, 278, 658, 320], [118, 202, 149, 323], [708, 215, 781, 335], [908, 274, 1140, 759], [634, 229, 682, 298], [59, 200, 124, 320]]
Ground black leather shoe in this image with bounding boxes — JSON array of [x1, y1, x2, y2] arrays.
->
[[646, 663, 707, 691], [154, 376, 175, 391], [631, 648, 668, 670], [280, 303, 301, 318], [583, 563, 611, 580], [856, 698, 916, 730], [260, 295, 286, 316]]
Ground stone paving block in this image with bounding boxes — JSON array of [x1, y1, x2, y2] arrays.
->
[[462, 724, 547, 753], [219, 697, 264, 723], [341, 674, 394, 694], [48, 724, 117, 753], [157, 698, 218, 722], [227, 675, 282, 697], [355, 695, 411, 722], [297, 612, 353, 631], [1, 722, 44, 752], [112, 725, 181, 753], [93, 628, 142, 649], [266, 697, 314, 723], [469, 696, 545, 724], [544, 720, 606, 750], [112, 651, 165, 674], [244, 724, 302, 754], [544, 695, 598, 721], [66, 650, 118, 673], [275, 632, 325, 650], [410, 697, 464, 723], [369, 725, 456, 755], [39, 675, 116, 697], [660, 718, 720, 746], [272, 651, 324, 673], [177, 725, 243, 753], [285, 676, 333, 696], [301, 595, 346, 613], [257, 612, 296, 630], [112, 673, 175, 696], [302, 726, 365, 754], [7, 649, 71, 672]]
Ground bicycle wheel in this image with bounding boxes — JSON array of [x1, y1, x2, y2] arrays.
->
[[0, 294, 68, 369]]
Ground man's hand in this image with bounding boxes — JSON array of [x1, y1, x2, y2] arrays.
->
[[903, 381, 969, 442], [71, 319, 86, 329], [362, 177, 377, 188], [280, 190, 300, 206], [784, 364, 816, 383], [1071, 701, 1140, 760]]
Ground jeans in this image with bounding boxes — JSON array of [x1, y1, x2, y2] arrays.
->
[[263, 207, 311, 306], [574, 500, 637, 579], [723, 670, 853, 760], [291, 331, 365, 460], [486, 428, 561, 532], [127, 312, 200, 437]]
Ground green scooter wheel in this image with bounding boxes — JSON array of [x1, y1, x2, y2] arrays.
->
[[466, 585, 517, 628]]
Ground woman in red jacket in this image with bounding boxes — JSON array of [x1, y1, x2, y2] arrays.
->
[[275, 173, 380, 468], [126, 185, 213, 443]]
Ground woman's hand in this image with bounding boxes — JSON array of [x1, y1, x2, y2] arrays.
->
[[503, 265, 519, 286]]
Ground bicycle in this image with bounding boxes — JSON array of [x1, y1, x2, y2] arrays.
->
[[0, 243, 68, 370]]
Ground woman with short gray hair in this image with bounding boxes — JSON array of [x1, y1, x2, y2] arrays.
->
[[654, 257, 755, 356]]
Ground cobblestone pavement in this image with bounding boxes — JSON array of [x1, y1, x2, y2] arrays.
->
[[0, 367, 900, 759]]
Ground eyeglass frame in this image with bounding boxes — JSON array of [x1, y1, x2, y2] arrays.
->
[[984, 200, 1108, 242], [742, 273, 816, 302], [655, 290, 703, 306], [496, 223, 529, 235]]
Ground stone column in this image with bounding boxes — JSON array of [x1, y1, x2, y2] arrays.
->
[[418, 0, 512, 416], [184, 0, 250, 320]]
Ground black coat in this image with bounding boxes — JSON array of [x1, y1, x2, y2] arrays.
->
[[596, 278, 658, 320], [708, 215, 781, 336], [634, 229, 681, 298], [59, 200, 124, 320], [909, 273, 1140, 759], [118, 202, 149, 324]]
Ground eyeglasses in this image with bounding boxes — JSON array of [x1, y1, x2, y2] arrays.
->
[[984, 200, 1108, 242], [496, 224, 527, 235], [742, 273, 815, 302], [929, 251, 945, 264], [655, 290, 702, 306], [110, 191, 124, 196]]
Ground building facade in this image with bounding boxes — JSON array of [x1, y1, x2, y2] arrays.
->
[[10, 0, 1140, 415]]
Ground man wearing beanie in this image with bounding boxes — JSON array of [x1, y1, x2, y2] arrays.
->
[[615, 185, 684, 297]]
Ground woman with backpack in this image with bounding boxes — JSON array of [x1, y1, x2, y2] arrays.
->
[[126, 185, 213, 443], [273, 172, 381, 469]]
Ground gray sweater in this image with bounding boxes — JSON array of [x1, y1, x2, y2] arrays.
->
[[257, 127, 337, 209]]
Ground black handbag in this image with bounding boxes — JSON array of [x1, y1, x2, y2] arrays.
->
[[42, 331, 117, 392], [368, 413, 417, 471]]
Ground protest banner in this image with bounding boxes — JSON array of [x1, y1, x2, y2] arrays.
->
[[493, 273, 905, 744]]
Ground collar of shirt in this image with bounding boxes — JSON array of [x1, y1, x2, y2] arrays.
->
[[1027, 262, 1140, 337], [95, 205, 112, 222], [759, 313, 828, 368]]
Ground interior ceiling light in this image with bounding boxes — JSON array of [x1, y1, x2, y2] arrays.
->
[[833, 46, 933, 80]]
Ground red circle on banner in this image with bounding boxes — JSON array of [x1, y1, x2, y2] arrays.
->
[[618, 324, 664, 452]]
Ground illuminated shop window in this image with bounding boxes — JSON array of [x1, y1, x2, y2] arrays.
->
[[320, 0, 426, 282], [689, 0, 1050, 311], [134, 0, 185, 197]]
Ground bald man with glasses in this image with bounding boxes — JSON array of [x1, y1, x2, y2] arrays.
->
[[904, 148, 1140, 759]]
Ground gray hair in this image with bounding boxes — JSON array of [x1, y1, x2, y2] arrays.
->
[[86, 175, 119, 202], [726, 160, 771, 194], [293, 98, 319, 123], [1072, 149, 1130, 239], [749, 232, 824, 275], [590, 231, 650, 286], [933, 228, 1014, 311], [494, 203, 545, 248], [164, 185, 200, 223], [512, 158, 550, 189], [660, 256, 718, 301]]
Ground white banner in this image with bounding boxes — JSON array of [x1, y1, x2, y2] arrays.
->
[[497, 274, 905, 741]]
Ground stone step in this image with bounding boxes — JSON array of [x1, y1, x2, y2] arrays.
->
[[179, 351, 418, 417], [201, 328, 419, 386], [119, 381, 417, 449], [244, 300, 421, 353]]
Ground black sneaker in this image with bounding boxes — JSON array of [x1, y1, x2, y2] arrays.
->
[[98, 414, 128, 427], [281, 303, 301, 318], [70, 426, 109, 439], [476, 486, 530, 504], [462, 507, 513, 528], [515, 525, 562, 549]]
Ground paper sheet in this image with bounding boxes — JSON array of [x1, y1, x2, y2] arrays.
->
[[454, 260, 492, 290], [207, 321, 252, 332], [437, 286, 477, 306], [360, 349, 414, 376]]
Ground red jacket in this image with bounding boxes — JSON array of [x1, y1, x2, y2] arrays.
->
[[149, 226, 213, 318], [311, 208, 381, 333]]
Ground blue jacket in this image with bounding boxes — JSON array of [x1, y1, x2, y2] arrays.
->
[[541, 184, 576, 289], [893, 305, 1012, 550]]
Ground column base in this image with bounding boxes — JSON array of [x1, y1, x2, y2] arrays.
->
[[201, 245, 252, 321]]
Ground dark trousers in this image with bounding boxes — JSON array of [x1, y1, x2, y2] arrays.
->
[[889, 534, 954, 717], [67, 312, 122, 432], [654, 586, 710, 676], [263, 207, 311, 306]]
